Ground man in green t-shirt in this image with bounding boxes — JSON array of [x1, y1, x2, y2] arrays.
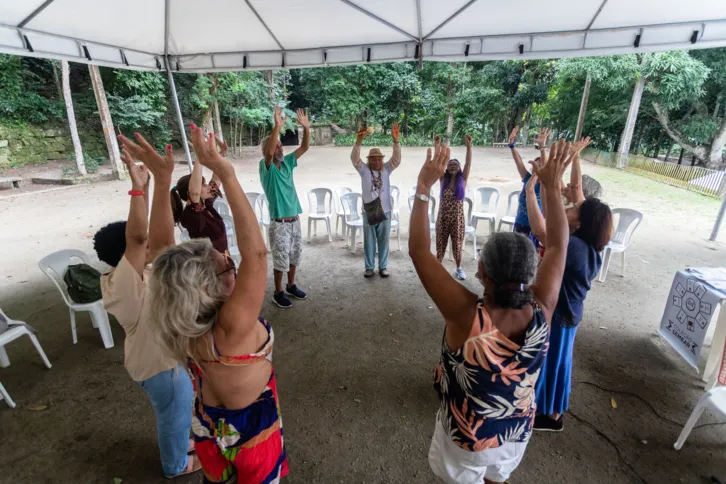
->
[[260, 106, 310, 308]]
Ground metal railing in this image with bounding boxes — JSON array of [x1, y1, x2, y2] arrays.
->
[[625, 156, 726, 199]]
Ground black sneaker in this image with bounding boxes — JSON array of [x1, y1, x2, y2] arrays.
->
[[533, 414, 564, 432], [286, 284, 307, 300], [273, 291, 292, 308]]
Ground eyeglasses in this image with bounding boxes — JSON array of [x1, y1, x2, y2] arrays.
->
[[217, 254, 237, 277]]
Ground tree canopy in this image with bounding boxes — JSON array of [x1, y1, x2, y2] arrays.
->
[[1, 47, 725, 168]]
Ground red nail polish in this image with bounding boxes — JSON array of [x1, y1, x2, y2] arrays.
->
[[166, 144, 172, 150], [134, 132, 140, 137], [190, 123, 196, 129]]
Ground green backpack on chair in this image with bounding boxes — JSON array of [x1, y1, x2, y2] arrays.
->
[[63, 263, 102, 304]]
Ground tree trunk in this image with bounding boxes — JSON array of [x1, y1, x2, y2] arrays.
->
[[678, 147, 685, 164], [213, 99, 223, 141], [51, 61, 63, 101], [651, 132, 665, 158], [265, 70, 274, 102], [652, 102, 709, 165], [61, 61, 86, 176], [616, 75, 646, 168], [521, 105, 532, 147], [664, 143, 673, 161], [707, 103, 726, 168], [88, 64, 124, 179], [575, 75, 591, 142], [445, 71, 454, 144]]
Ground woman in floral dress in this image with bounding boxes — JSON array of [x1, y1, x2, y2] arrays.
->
[[409, 138, 577, 484]]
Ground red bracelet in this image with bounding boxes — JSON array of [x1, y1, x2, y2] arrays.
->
[[128, 190, 145, 197]]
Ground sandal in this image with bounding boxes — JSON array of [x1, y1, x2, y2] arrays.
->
[[166, 454, 202, 479]]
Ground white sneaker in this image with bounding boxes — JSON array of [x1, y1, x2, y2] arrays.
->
[[455, 268, 467, 280]]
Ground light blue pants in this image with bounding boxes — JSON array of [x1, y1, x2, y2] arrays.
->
[[138, 365, 194, 477], [363, 211, 391, 270]]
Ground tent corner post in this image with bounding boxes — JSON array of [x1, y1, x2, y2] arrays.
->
[[165, 60, 193, 172], [709, 196, 726, 242]]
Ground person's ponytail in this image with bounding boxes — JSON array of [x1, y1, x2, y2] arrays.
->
[[170, 188, 184, 225]]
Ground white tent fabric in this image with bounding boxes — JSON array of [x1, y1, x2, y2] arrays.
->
[[1, 0, 726, 72]]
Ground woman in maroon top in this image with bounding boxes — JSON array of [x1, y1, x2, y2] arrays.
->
[[171, 134, 229, 255]]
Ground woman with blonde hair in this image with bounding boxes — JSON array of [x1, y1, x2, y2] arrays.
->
[[410, 137, 577, 484], [149, 125, 288, 483]]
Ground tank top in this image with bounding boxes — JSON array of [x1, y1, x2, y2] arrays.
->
[[433, 300, 549, 451]]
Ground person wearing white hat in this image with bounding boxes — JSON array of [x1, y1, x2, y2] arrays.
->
[[350, 123, 401, 278]]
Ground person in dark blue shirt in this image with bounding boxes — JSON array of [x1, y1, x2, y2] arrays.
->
[[508, 126, 544, 249], [526, 137, 614, 432]]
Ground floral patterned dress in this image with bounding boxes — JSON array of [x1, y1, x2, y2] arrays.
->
[[433, 300, 549, 451]]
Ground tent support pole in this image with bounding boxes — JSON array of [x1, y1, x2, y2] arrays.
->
[[710, 197, 726, 241], [166, 61, 193, 172]]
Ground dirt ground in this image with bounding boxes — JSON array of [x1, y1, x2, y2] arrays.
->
[[1, 145, 726, 484]]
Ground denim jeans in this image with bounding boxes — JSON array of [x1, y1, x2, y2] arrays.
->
[[138, 365, 194, 477], [363, 211, 391, 270]]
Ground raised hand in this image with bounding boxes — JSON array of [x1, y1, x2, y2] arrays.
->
[[391, 122, 400, 143], [434, 135, 441, 148], [570, 136, 592, 156], [296, 109, 310, 130], [273, 106, 287, 128], [355, 125, 368, 144], [534, 127, 552, 148], [464, 134, 472, 148], [120, 147, 149, 190], [508, 126, 520, 145], [189, 123, 234, 179], [417, 140, 450, 190], [215, 135, 228, 156], [118, 133, 174, 182], [531, 139, 573, 189]]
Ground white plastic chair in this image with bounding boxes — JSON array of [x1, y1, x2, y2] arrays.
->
[[245, 192, 263, 225], [221, 214, 242, 268], [0, 308, 52, 408], [38, 250, 114, 349], [213, 198, 230, 216], [178, 225, 191, 243], [307, 188, 334, 242], [471, 187, 500, 235], [389, 190, 402, 251], [258, 194, 271, 248], [674, 386, 726, 450], [408, 195, 437, 235], [390, 185, 401, 224], [498, 190, 520, 232], [464, 197, 478, 259], [341, 192, 364, 253], [334, 187, 353, 238], [598, 208, 643, 282]]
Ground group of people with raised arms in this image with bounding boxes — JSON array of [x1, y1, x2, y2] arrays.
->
[[91, 107, 612, 483]]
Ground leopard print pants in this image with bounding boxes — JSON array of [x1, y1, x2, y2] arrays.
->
[[436, 190, 465, 265]]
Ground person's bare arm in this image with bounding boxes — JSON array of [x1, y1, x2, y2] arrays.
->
[[264, 107, 286, 168], [120, 148, 150, 276], [351, 127, 367, 170], [508, 126, 529, 180], [462, 134, 473, 182], [530, 139, 574, 322], [409, 142, 478, 333], [189, 126, 267, 338], [569, 137, 591, 204], [188, 159, 203, 204], [387, 122, 402, 170], [118, 134, 176, 261], [294, 109, 310, 160], [526, 175, 547, 246]]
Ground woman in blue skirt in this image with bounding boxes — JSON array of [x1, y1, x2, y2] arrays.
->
[[525, 137, 614, 432]]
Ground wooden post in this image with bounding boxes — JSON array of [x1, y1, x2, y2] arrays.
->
[[213, 100, 224, 142], [88, 64, 124, 179], [616, 75, 646, 168], [265, 70, 274, 101], [575, 75, 591, 142], [61, 61, 86, 176]]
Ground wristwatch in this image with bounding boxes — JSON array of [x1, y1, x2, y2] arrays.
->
[[415, 193, 430, 203]]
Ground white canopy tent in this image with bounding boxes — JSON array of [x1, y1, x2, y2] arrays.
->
[[2, 0, 726, 71], [2, 0, 726, 238]]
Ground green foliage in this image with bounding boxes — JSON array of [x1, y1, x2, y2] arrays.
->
[[643, 51, 710, 109], [334, 133, 431, 146], [0, 55, 63, 122]]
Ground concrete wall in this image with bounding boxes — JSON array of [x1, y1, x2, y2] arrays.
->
[[0, 123, 106, 169]]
